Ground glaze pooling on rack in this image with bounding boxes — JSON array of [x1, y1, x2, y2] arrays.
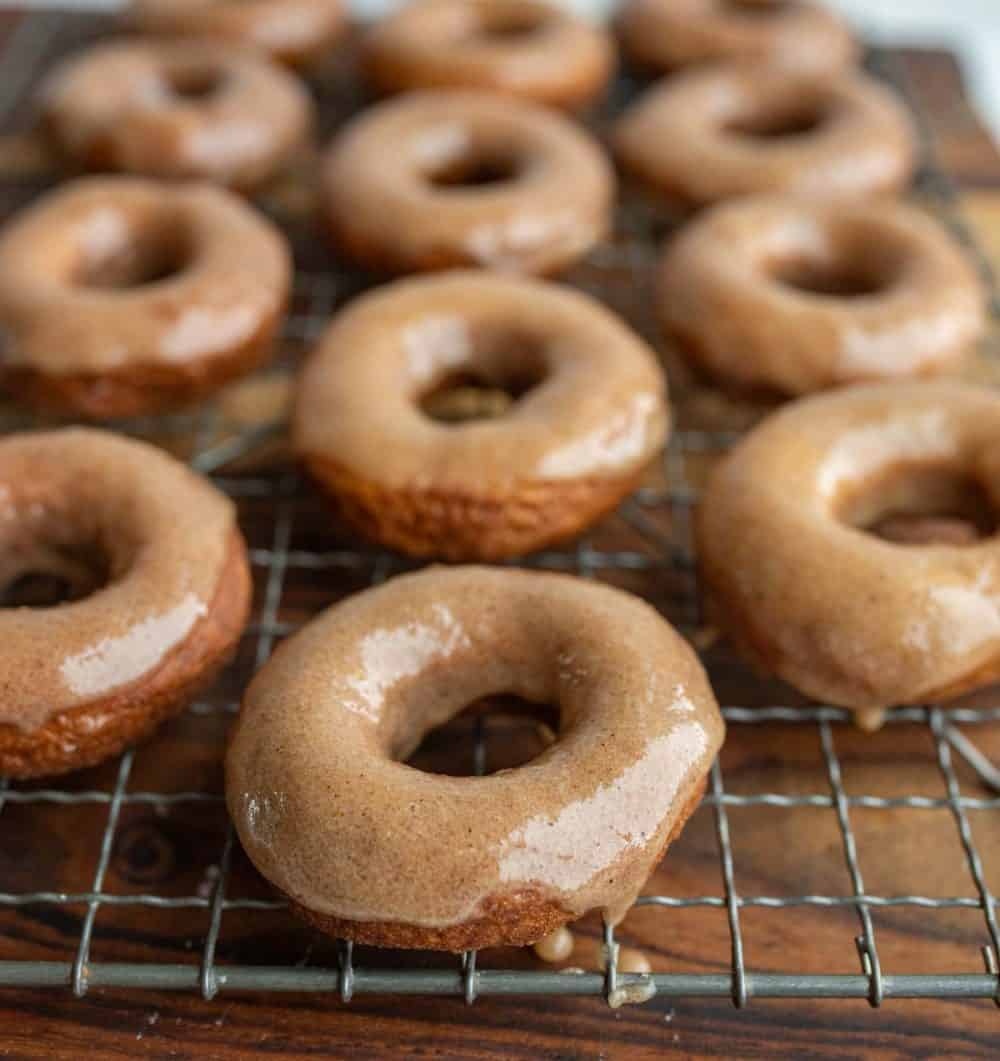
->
[[0, 10, 998, 1008]]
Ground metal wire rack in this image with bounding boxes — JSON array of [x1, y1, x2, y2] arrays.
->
[[0, 9, 999, 1011]]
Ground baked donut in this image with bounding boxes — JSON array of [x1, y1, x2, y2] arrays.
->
[[697, 382, 1000, 727], [226, 565, 724, 950], [0, 176, 291, 418], [619, 0, 857, 76], [129, 0, 347, 69], [0, 428, 251, 778], [614, 64, 915, 209], [322, 90, 613, 275], [364, 0, 614, 110], [657, 196, 986, 395], [294, 270, 668, 560], [40, 39, 312, 190]]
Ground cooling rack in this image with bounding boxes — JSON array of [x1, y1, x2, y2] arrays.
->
[[0, 9, 999, 1013]]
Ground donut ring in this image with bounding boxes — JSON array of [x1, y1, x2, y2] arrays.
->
[[697, 382, 1000, 725], [0, 177, 291, 419], [322, 90, 614, 275], [364, 0, 614, 110], [40, 40, 312, 190], [294, 271, 669, 560], [657, 196, 986, 395], [226, 565, 724, 950], [0, 428, 251, 778], [618, 0, 857, 76], [129, 0, 347, 69], [614, 65, 915, 209]]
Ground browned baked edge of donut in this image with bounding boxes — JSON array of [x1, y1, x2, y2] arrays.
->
[[696, 510, 1000, 723], [920, 654, 1000, 707], [615, 153, 911, 216], [281, 776, 707, 951], [702, 570, 1000, 723], [39, 121, 304, 196], [124, 4, 349, 70], [0, 316, 282, 419], [363, 54, 613, 112], [303, 453, 646, 560], [661, 317, 968, 398], [325, 210, 606, 279], [0, 529, 252, 779]]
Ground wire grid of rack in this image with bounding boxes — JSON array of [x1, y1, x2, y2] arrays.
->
[[0, 10, 999, 1011]]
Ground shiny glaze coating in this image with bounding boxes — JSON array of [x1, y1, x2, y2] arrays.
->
[[0, 177, 290, 417], [0, 428, 250, 776], [226, 565, 724, 948], [294, 270, 669, 559], [697, 382, 1000, 720], [614, 64, 914, 209], [129, 0, 347, 68], [618, 0, 857, 76], [365, 0, 614, 110], [657, 196, 986, 394], [322, 90, 613, 276], [40, 39, 312, 190]]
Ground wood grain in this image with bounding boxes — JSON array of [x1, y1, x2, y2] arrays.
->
[[0, 14, 998, 1060]]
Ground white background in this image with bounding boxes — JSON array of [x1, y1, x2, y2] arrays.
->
[[6, 0, 1000, 138]]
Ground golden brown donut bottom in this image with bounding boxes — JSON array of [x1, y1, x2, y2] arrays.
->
[[40, 39, 313, 190], [284, 779, 706, 950], [613, 64, 915, 210], [322, 90, 614, 276], [226, 566, 724, 950], [129, 0, 347, 69], [618, 0, 857, 76], [294, 271, 668, 560], [364, 0, 615, 110], [0, 177, 290, 418], [697, 382, 1000, 723], [657, 196, 986, 395]]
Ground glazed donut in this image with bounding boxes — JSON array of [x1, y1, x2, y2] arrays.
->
[[294, 271, 668, 560], [322, 90, 613, 275], [129, 0, 347, 69], [657, 196, 986, 395], [697, 382, 1000, 726], [0, 177, 291, 419], [40, 40, 312, 190], [619, 0, 857, 76], [0, 428, 251, 778], [364, 0, 614, 110], [226, 565, 724, 950], [614, 65, 915, 209]]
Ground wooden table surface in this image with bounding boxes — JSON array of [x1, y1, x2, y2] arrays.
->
[[1, 12, 1000, 1060]]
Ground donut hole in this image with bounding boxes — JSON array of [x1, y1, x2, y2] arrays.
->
[[768, 253, 894, 298], [425, 150, 523, 189], [721, 0, 791, 17], [475, 5, 550, 42], [725, 102, 828, 139], [165, 63, 226, 102], [839, 465, 997, 545], [0, 539, 112, 608], [75, 221, 191, 290], [405, 694, 559, 776], [421, 368, 540, 421], [418, 334, 548, 423]]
